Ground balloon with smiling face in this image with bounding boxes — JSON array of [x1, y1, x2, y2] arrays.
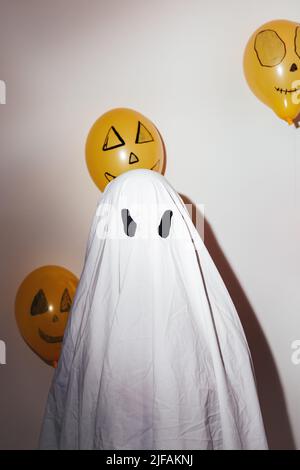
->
[[85, 108, 166, 192], [15, 265, 78, 367], [244, 19, 300, 124]]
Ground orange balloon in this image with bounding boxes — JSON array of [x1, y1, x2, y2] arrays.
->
[[244, 19, 300, 124], [15, 266, 78, 367], [85, 108, 166, 192]]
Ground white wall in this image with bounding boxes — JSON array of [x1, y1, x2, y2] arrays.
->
[[0, 0, 299, 449]]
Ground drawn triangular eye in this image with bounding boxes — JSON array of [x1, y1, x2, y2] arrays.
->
[[31, 289, 48, 316], [60, 288, 72, 313], [102, 126, 125, 151], [158, 210, 173, 238], [121, 209, 137, 237], [135, 121, 154, 144]]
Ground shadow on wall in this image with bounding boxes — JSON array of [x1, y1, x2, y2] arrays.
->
[[180, 193, 296, 450]]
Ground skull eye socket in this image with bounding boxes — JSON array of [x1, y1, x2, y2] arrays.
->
[[158, 210, 173, 238], [121, 209, 137, 237], [31, 289, 48, 316], [254, 29, 286, 67], [295, 26, 300, 59]]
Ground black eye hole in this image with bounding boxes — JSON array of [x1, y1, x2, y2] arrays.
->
[[158, 210, 173, 238], [60, 288, 72, 313], [121, 209, 137, 237], [31, 289, 49, 316]]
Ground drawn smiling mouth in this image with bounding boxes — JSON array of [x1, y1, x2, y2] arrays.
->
[[38, 328, 63, 343], [274, 86, 300, 94]]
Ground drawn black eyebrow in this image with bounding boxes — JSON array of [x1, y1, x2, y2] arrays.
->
[[121, 209, 137, 237], [158, 210, 173, 238]]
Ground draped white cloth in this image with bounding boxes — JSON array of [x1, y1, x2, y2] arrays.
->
[[39, 169, 268, 450]]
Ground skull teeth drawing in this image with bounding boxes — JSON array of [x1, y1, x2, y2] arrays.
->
[[274, 86, 300, 94]]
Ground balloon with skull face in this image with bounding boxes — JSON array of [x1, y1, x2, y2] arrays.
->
[[85, 108, 166, 192], [244, 19, 300, 124], [15, 265, 78, 367]]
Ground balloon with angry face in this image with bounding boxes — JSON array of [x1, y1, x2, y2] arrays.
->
[[15, 265, 78, 367], [85, 108, 166, 192], [244, 19, 300, 124]]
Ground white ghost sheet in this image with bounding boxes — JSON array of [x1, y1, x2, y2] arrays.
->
[[39, 169, 268, 450]]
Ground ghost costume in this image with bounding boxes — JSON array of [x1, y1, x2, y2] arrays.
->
[[39, 169, 268, 450]]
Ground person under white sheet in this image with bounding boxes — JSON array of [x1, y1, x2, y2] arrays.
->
[[39, 169, 268, 450]]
